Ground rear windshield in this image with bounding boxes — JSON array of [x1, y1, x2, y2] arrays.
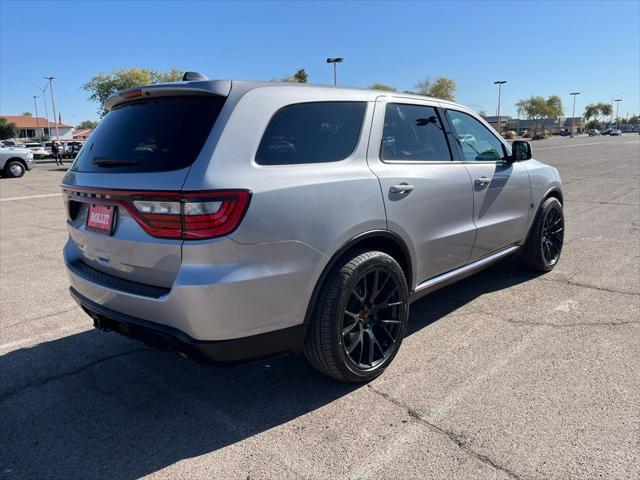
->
[[72, 96, 225, 173]]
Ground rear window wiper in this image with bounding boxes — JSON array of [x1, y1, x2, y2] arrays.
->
[[92, 157, 141, 167]]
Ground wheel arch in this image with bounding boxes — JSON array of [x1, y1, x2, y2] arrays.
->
[[302, 230, 413, 329], [543, 187, 563, 205]]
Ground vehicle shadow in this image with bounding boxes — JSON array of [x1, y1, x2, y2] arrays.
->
[[0, 257, 540, 479]]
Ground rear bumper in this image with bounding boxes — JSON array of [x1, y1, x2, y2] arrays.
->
[[71, 287, 306, 364], [63, 235, 326, 341]]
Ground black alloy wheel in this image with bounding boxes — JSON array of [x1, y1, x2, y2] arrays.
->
[[304, 250, 409, 382], [341, 267, 405, 370]]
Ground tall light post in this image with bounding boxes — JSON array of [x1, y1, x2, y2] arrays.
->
[[614, 99, 622, 129], [326, 57, 343, 86], [494, 80, 507, 134], [570, 92, 580, 137], [33, 96, 40, 140], [44, 76, 59, 141], [34, 84, 50, 139]]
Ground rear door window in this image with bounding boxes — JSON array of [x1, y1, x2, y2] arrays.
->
[[72, 96, 225, 173], [256, 101, 366, 165], [380, 103, 452, 161]]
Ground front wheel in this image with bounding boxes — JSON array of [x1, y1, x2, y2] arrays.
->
[[522, 197, 564, 272], [4, 161, 25, 178], [304, 251, 409, 382]]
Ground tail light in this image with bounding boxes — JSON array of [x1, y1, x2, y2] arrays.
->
[[62, 188, 251, 240]]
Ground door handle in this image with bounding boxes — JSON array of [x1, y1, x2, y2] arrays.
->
[[390, 183, 415, 194], [474, 177, 491, 185]]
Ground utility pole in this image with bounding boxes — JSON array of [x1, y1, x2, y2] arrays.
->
[[570, 92, 580, 137], [326, 57, 343, 86], [34, 84, 50, 139], [494, 80, 507, 134], [44, 76, 59, 141], [614, 99, 622, 129], [33, 96, 40, 140]]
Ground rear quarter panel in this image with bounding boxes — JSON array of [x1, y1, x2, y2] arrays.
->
[[182, 86, 387, 256], [181, 87, 386, 328]]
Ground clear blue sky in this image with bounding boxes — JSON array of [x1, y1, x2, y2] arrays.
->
[[1, 0, 638, 125]]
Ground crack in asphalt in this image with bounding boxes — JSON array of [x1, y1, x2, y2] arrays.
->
[[5, 305, 79, 328], [0, 348, 148, 404], [493, 270, 639, 297], [568, 199, 638, 206], [366, 385, 525, 480], [576, 200, 639, 207], [484, 312, 639, 329]]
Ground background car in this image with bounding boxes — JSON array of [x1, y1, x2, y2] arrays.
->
[[610, 129, 622, 136], [601, 128, 612, 135], [0, 145, 34, 177], [25, 142, 48, 159], [62, 141, 83, 158], [588, 129, 601, 136]]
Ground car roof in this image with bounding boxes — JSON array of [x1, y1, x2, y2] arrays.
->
[[106, 78, 469, 112]]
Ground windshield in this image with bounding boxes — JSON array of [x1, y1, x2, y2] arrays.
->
[[72, 96, 225, 173]]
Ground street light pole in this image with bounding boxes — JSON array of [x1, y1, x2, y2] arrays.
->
[[44, 76, 59, 141], [614, 99, 622, 129], [494, 80, 507, 134], [33, 96, 40, 140], [326, 57, 343, 86], [34, 84, 50, 139], [570, 92, 580, 137]]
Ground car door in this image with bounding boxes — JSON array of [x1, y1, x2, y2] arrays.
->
[[444, 108, 531, 261], [366, 98, 476, 287]]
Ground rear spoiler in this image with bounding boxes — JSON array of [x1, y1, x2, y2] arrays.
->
[[104, 80, 232, 112]]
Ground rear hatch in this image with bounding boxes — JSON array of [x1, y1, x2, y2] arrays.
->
[[62, 92, 227, 289]]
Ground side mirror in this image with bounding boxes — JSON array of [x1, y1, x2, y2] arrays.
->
[[511, 140, 532, 161]]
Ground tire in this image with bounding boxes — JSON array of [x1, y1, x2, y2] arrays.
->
[[522, 197, 564, 272], [4, 160, 26, 178], [304, 250, 409, 382]]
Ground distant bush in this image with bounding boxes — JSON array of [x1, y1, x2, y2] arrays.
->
[[523, 131, 532, 138], [503, 131, 514, 139], [533, 132, 549, 140]]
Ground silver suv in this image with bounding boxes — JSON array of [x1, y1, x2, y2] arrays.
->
[[62, 74, 564, 382]]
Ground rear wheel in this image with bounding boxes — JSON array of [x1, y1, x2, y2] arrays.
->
[[4, 161, 25, 178], [304, 251, 409, 382], [522, 197, 564, 272]]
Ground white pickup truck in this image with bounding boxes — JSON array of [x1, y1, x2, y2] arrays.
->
[[0, 146, 35, 178]]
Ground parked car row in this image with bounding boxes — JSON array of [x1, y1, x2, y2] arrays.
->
[[0, 140, 84, 158], [588, 128, 623, 136]]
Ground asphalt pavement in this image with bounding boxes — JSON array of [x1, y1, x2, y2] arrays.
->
[[1, 134, 639, 479]]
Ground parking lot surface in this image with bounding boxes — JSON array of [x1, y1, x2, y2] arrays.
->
[[1, 135, 639, 479]]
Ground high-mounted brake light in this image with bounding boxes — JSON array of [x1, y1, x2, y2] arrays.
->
[[121, 89, 143, 99], [62, 188, 251, 240]]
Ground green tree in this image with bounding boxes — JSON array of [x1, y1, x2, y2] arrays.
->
[[280, 68, 309, 83], [516, 95, 564, 133], [83, 67, 184, 116], [584, 102, 613, 124], [22, 111, 33, 117], [408, 76, 457, 101], [76, 120, 99, 130], [0, 117, 18, 140], [369, 82, 396, 92]]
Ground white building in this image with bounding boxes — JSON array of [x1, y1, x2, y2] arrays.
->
[[1, 115, 73, 140]]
